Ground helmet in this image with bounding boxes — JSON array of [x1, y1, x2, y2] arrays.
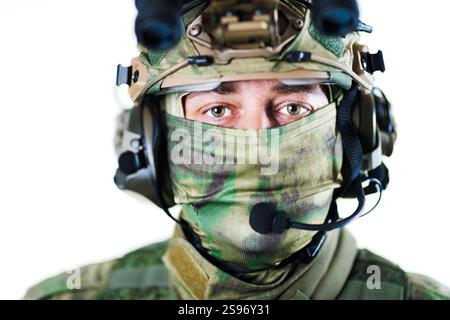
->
[[121, 0, 378, 102]]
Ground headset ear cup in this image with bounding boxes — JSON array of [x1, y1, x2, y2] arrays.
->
[[114, 103, 163, 205], [140, 95, 176, 209], [340, 87, 380, 198], [113, 95, 176, 209], [146, 96, 176, 207], [355, 91, 377, 154], [373, 88, 397, 156], [340, 86, 395, 199]]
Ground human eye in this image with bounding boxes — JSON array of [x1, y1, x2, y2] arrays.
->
[[204, 105, 232, 118], [276, 102, 313, 118]]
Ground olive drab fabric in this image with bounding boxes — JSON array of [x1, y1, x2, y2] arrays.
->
[[24, 228, 450, 300], [163, 226, 357, 299]]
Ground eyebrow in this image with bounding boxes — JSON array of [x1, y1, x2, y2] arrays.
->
[[212, 82, 239, 95], [273, 84, 315, 95], [187, 82, 316, 98]]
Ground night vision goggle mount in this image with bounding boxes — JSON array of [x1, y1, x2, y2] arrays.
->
[[134, 0, 371, 51]]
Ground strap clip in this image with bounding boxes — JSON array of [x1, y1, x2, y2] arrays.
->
[[187, 55, 214, 66], [283, 51, 312, 63], [363, 50, 385, 74], [116, 64, 132, 86]]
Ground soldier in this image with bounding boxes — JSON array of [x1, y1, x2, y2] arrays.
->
[[25, 0, 450, 300]]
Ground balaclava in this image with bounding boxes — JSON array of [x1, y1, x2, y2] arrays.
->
[[160, 91, 343, 271]]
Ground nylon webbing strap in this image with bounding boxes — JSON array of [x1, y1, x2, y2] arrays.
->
[[337, 83, 363, 187], [323, 82, 366, 229], [107, 264, 169, 290]]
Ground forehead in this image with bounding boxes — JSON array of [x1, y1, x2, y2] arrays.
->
[[187, 80, 317, 98]]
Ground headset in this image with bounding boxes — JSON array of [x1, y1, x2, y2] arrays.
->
[[114, 78, 396, 223]]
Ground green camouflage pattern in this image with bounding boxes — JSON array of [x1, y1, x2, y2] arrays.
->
[[136, 0, 368, 97], [163, 100, 343, 270], [24, 230, 450, 300], [338, 249, 410, 300], [24, 240, 176, 300], [337, 250, 450, 300], [407, 273, 450, 300], [24, 259, 117, 300], [23, 0, 450, 303]]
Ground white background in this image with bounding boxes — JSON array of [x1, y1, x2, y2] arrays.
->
[[1, 0, 449, 300]]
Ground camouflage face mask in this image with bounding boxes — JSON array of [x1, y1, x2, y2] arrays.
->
[[162, 96, 343, 271]]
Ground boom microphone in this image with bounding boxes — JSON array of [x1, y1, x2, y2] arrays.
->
[[249, 190, 366, 234]]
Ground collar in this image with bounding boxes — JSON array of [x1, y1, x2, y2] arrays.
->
[[162, 225, 357, 300]]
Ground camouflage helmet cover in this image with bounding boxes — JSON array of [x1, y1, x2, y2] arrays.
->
[[127, 0, 376, 103]]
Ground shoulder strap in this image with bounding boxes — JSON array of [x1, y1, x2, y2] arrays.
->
[[337, 249, 409, 300]]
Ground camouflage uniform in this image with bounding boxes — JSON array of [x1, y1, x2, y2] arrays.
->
[[24, 1, 450, 300], [24, 226, 450, 300]]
